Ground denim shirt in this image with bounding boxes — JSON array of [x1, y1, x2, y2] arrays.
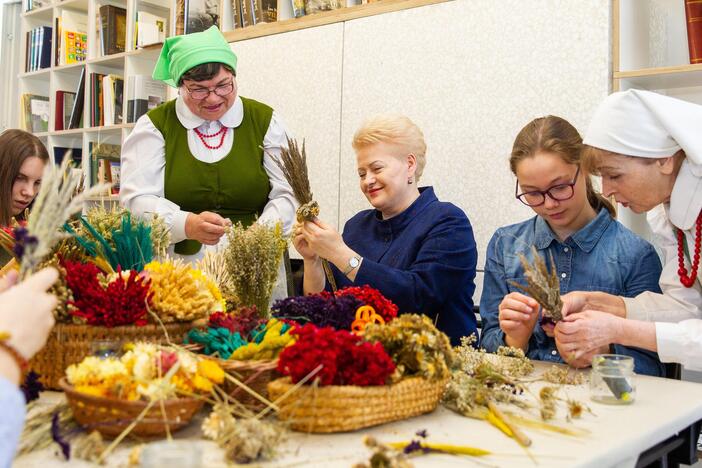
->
[[479, 208, 665, 376], [328, 186, 478, 345]]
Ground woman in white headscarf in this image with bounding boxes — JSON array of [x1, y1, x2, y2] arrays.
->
[[552, 89, 702, 371]]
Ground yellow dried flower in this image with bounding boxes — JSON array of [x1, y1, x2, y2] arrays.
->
[[197, 360, 225, 384]]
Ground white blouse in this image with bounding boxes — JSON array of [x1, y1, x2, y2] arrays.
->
[[623, 160, 702, 370], [120, 95, 297, 260]]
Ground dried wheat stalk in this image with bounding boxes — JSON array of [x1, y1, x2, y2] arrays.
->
[[508, 246, 563, 322]]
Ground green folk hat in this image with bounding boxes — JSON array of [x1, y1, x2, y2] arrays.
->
[[152, 26, 238, 88]]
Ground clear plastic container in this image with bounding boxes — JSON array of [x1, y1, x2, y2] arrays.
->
[[590, 354, 636, 405], [89, 339, 121, 359], [140, 440, 203, 468]]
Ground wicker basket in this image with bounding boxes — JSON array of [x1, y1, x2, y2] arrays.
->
[[31, 322, 192, 389], [59, 378, 204, 438], [218, 358, 280, 410], [267, 376, 447, 433]]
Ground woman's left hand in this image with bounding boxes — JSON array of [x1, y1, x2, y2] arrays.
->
[[555, 310, 623, 364], [299, 218, 348, 262]]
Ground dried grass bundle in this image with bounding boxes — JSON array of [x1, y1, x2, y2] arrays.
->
[[224, 221, 287, 315], [509, 246, 563, 322]]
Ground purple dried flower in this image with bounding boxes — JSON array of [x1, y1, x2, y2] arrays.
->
[[415, 429, 428, 438], [272, 294, 363, 330], [403, 439, 430, 454], [51, 412, 70, 460], [12, 227, 38, 259], [20, 371, 43, 403]]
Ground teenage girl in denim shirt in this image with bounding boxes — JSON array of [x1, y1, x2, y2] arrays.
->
[[479, 116, 665, 376]]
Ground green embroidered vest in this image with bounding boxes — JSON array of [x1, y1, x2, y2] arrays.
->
[[148, 97, 273, 255]]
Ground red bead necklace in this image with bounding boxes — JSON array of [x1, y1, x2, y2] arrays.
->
[[194, 125, 228, 150], [677, 211, 702, 288]]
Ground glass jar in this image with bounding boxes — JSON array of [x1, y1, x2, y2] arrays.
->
[[90, 339, 121, 359], [140, 440, 203, 468], [590, 354, 636, 405]]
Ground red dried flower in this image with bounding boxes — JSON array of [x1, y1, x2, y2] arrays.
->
[[335, 285, 398, 323], [63, 260, 152, 327], [277, 324, 395, 386], [208, 306, 263, 338]]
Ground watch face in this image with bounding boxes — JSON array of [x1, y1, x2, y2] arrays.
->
[[349, 257, 360, 268]]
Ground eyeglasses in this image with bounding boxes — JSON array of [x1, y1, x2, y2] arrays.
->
[[184, 81, 234, 100], [515, 166, 581, 207]]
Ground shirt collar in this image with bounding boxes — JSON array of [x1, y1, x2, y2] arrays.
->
[[534, 207, 612, 253], [668, 158, 702, 231], [175, 95, 244, 130], [373, 186, 437, 232]]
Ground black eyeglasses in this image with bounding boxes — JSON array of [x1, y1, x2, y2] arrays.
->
[[184, 81, 234, 100], [515, 166, 581, 207]]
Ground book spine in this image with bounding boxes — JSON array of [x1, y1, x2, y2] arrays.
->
[[232, 0, 242, 28], [686, 0, 702, 64], [251, 0, 260, 24], [240, 0, 251, 27], [55, 91, 64, 131]]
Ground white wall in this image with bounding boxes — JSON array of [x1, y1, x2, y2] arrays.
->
[[231, 0, 612, 299]]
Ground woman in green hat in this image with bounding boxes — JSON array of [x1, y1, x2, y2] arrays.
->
[[120, 26, 296, 262]]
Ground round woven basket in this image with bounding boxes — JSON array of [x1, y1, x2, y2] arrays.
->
[[218, 358, 279, 410], [59, 378, 204, 438], [267, 376, 448, 433], [31, 322, 193, 390]]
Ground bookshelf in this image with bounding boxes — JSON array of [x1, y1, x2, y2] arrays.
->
[[612, 0, 702, 239]]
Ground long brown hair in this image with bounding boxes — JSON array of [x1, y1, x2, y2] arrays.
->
[[510, 115, 616, 217], [0, 129, 50, 226]]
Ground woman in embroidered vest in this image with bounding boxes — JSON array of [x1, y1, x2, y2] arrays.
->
[[0, 130, 49, 269], [292, 115, 478, 345], [120, 26, 296, 262], [479, 116, 664, 376], [554, 90, 702, 372]]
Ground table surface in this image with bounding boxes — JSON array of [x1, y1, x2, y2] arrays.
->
[[13, 364, 702, 468]]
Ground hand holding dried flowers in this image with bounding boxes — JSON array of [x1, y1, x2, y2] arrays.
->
[[224, 221, 287, 315], [508, 246, 563, 323]]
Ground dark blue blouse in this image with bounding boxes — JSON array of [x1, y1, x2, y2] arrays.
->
[[328, 186, 478, 345]]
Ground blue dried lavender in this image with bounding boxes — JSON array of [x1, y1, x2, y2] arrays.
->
[[12, 227, 38, 260], [272, 294, 363, 330]]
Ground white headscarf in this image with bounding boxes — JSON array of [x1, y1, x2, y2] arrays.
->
[[584, 89, 702, 230]]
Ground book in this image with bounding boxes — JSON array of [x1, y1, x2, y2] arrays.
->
[[68, 67, 86, 129], [303, 0, 342, 15], [89, 143, 121, 191], [54, 90, 76, 131], [291, 0, 305, 18], [686, 0, 702, 64], [99, 5, 127, 56], [109, 161, 121, 194], [21, 94, 50, 133], [175, 0, 186, 35], [186, 0, 220, 33], [136, 11, 166, 47], [240, 0, 253, 27], [53, 147, 83, 167], [102, 75, 124, 126], [126, 75, 167, 123], [231, 0, 242, 28], [57, 11, 88, 65], [254, 0, 277, 23]]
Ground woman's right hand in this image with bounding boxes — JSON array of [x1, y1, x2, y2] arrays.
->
[[292, 222, 318, 261], [0, 268, 58, 360], [498, 292, 539, 350], [185, 211, 230, 245]]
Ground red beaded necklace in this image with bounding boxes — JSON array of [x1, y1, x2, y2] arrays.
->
[[677, 211, 702, 288], [194, 125, 228, 150]]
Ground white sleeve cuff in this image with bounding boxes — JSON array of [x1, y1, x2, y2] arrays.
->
[[171, 210, 190, 244]]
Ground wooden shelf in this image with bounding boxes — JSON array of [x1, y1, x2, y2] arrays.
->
[[223, 0, 451, 42], [21, 4, 54, 20], [84, 123, 135, 132], [614, 63, 702, 90], [52, 128, 86, 136], [54, 0, 90, 12], [19, 68, 52, 78], [53, 61, 87, 72]]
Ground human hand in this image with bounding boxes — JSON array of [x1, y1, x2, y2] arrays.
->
[[299, 218, 346, 263], [555, 310, 622, 365], [292, 222, 318, 261], [185, 211, 230, 245], [498, 292, 539, 350], [559, 291, 589, 319], [0, 267, 58, 360]]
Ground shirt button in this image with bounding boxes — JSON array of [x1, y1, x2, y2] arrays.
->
[[551, 350, 558, 356], [563, 247, 569, 252], [561, 273, 567, 278]]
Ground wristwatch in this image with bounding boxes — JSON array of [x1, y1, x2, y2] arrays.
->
[[342, 255, 362, 275]]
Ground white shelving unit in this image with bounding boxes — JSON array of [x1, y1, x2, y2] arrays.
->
[[18, 0, 173, 196], [612, 0, 702, 239]]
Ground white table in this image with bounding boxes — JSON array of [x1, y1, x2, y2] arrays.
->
[[13, 366, 702, 468]]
